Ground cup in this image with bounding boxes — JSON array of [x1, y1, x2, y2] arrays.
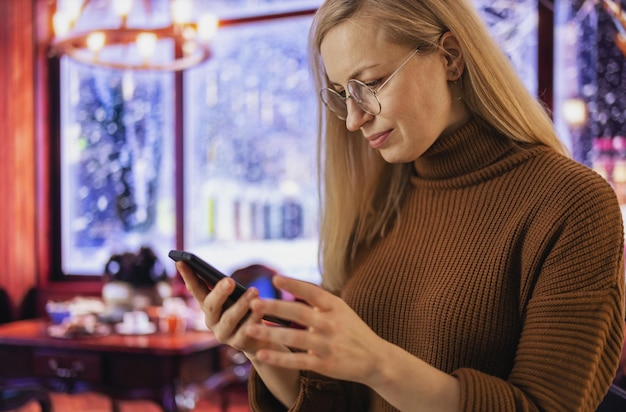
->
[[122, 310, 150, 332], [159, 313, 186, 334], [46, 301, 71, 324]]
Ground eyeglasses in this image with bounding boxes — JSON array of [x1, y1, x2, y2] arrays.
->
[[319, 47, 420, 120]]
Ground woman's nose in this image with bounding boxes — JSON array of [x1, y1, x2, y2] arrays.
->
[[344, 99, 373, 131]]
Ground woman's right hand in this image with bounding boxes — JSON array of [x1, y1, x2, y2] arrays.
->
[[176, 261, 270, 354], [178, 261, 302, 407]]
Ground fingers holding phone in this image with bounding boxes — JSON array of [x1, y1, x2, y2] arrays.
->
[[176, 260, 210, 302], [175, 259, 264, 351], [205, 278, 254, 330], [176, 260, 246, 322]]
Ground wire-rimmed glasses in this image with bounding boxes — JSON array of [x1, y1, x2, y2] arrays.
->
[[319, 47, 420, 120]]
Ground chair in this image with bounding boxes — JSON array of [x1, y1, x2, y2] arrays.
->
[[176, 264, 281, 412], [0, 288, 52, 412], [596, 384, 626, 411], [0, 288, 13, 325], [0, 382, 52, 412]]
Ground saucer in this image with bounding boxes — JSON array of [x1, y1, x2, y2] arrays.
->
[[115, 322, 157, 335]]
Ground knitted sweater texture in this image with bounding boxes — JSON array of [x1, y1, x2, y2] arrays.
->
[[249, 119, 625, 412]]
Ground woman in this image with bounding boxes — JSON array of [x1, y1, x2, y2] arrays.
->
[[178, 0, 625, 410]]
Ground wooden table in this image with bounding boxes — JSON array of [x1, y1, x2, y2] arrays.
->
[[0, 319, 222, 412]]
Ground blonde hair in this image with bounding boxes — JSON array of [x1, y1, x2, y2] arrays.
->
[[309, 0, 567, 292]]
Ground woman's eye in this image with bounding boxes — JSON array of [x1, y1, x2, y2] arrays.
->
[[365, 79, 382, 89]]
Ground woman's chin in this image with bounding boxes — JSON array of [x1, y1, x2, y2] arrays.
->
[[378, 147, 417, 164]]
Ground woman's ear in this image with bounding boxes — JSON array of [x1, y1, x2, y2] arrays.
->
[[439, 32, 465, 82]]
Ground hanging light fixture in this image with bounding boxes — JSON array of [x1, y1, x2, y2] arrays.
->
[[49, 0, 219, 71]]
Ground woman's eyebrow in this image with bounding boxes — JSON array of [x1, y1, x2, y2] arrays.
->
[[347, 63, 379, 81], [329, 62, 381, 87]]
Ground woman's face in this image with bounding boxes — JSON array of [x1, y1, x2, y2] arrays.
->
[[320, 19, 470, 163]]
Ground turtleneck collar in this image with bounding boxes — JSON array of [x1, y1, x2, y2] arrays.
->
[[412, 117, 519, 181]]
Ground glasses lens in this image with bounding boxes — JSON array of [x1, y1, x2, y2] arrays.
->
[[320, 89, 348, 120], [347, 80, 380, 115]]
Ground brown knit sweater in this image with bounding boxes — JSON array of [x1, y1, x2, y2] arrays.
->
[[249, 119, 625, 412]]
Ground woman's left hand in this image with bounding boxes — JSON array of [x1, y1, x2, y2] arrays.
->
[[248, 275, 461, 411], [246, 275, 386, 385]]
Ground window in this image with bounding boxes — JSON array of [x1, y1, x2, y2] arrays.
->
[[59, 61, 176, 275], [57, 1, 322, 282], [553, 0, 626, 164], [183, 16, 319, 282], [474, 0, 538, 95]]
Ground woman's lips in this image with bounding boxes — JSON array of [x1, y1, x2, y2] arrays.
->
[[367, 130, 392, 149]]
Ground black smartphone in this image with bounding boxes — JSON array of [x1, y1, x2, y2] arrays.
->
[[168, 249, 289, 326]]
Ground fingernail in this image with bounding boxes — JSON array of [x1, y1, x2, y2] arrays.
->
[[245, 287, 258, 300], [250, 299, 263, 310]]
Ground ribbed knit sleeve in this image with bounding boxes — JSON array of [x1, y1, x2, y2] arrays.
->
[[248, 368, 370, 412]]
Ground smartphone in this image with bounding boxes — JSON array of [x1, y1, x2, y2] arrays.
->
[[168, 249, 290, 326]]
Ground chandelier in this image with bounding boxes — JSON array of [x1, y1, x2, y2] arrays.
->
[[50, 0, 219, 71]]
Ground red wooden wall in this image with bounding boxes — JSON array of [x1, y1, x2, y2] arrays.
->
[[0, 0, 38, 319]]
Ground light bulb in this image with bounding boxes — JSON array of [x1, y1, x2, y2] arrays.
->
[[171, 0, 192, 25], [64, 0, 83, 24], [112, 0, 134, 18], [562, 98, 587, 127], [182, 26, 196, 40], [86, 31, 106, 52], [53, 12, 71, 37], [182, 41, 196, 56], [136, 32, 158, 63], [198, 14, 218, 42]]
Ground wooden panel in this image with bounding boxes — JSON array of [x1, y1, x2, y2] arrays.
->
[[0, 345, 33, 378], [34, 0, 54, 294], [0, 0, 37, 318]]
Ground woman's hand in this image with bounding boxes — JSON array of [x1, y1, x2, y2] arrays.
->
[[176, 261, 271, 354], [246, 275, 387, 385], [246, 275, 461, 411], [178, 262, 303, 407]]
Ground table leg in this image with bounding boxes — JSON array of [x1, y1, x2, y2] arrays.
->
[[161, 384, 177, 412]]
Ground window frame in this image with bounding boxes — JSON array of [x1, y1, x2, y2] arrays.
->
[[38, 4, 321, 297]]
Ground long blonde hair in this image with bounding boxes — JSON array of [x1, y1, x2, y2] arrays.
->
[[309, 0, 567, 292]]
